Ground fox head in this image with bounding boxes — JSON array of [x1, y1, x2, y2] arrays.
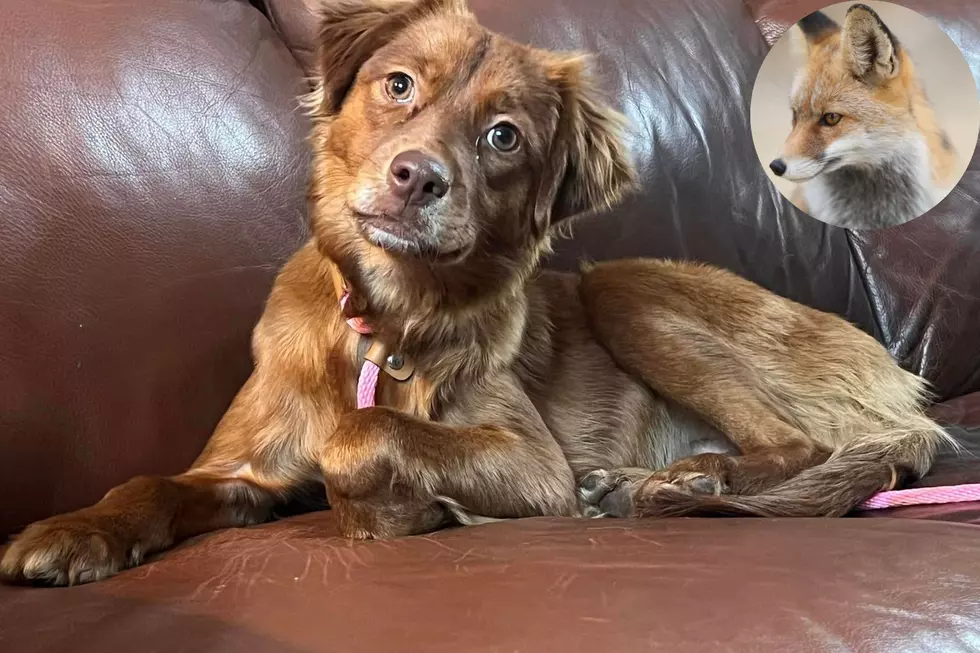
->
[[769, 4, 922, 182]]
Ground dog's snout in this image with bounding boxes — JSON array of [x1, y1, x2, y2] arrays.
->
[[388, 151, 450, 206], [769, 159, 787, 177]]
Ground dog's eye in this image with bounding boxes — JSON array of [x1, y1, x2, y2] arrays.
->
[[820, 112, 842, 127], [487, 123, 520, 152], [385, 73, 415, 103]]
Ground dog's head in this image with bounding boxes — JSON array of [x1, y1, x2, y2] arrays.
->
[[307, 0, 634, 292]]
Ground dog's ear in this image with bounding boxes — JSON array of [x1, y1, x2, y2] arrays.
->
[[795, 10, 840, 52], [841, 4, 901, 83], [534, 54, 636, 234], [315, 0, 467, 115]]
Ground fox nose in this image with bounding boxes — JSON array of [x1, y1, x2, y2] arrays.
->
[[388, 150, 450, 206], [769, 159, 787, 177]]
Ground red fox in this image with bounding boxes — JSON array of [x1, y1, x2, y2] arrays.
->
[[769, 4, 958, 229]]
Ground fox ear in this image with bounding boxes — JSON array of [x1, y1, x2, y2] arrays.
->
[[534, 54, 637, 235], [841, 3, 901, 83], [796, 10, 840, 51], [313, 0, 467, 115]]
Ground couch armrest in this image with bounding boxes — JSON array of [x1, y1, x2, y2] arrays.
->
[[0, 0, 310, 538]]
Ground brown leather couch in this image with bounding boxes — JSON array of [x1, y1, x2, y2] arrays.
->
[[2, 0, 979, 650]]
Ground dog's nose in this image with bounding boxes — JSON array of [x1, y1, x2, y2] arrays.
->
[[388, 151, 450, 206], [769, 159, 787, 177]]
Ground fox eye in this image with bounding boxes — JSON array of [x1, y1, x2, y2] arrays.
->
[[820, 112, 842, 127], [385, 73, 415, 103]]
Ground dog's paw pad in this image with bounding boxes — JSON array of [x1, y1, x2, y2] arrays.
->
[[578, 469, 638, 518], [578, 469, 612, 497]]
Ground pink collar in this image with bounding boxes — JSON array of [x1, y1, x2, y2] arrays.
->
[[340, 288, 414, 409]]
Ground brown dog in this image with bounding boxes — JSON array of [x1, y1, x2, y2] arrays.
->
[[1, 0, 948, 586]]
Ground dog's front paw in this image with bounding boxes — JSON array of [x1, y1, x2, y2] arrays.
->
[[1, 514, 139, 586]]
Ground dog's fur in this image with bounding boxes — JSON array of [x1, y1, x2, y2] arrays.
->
[[1, 0, 949, 586], [770, 4, 958, 229]]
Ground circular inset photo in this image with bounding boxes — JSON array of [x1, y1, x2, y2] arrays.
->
[[751, 2, 980, 230]]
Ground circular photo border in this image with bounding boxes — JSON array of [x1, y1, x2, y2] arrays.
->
[[750, 1, 980, 230]]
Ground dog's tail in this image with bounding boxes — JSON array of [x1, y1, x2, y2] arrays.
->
[[638, 418, 954, 518]]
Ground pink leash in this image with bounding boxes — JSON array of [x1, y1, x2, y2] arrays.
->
[[341, 291, 381, 409], [340, 291, 980, 511], [858, 483, 980, 511]]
